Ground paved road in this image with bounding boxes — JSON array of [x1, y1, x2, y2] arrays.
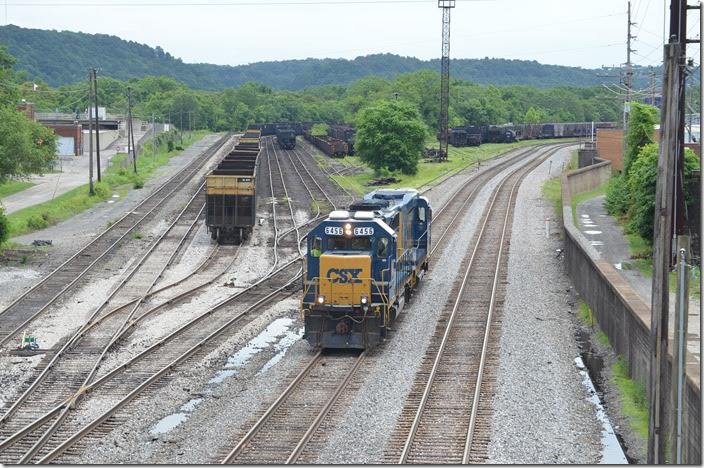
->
[[0, 128, 150, 214], [576, 195, 700, 384]]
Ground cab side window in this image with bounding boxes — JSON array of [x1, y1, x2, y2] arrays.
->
[[310, 236, 322, 257], [418, 207, 426, 223], [377, 237, 389, 258]]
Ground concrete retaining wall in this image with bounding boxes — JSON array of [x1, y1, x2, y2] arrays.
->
[[561, 161, 701, 463]]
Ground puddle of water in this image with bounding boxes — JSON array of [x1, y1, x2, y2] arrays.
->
[[258, 327, 304, 375], [584, 230, 603, 235], [581, 214, 590, 218], [149, 398, 204, 436], [149, 412, 188, 435], [208, 369, 237, 385], [180, 398, 203, 412], [209, 317, 299, 384], [111, 194, 120, 198], [107, 200, 115, 204], [590, 241, 604, 246], [614, 263, 622, 270], [575, 331, 634, 464]]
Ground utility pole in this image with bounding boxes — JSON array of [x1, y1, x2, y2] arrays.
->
[[92, 68, 101, 182], [152, 113, 156, 158], [624, 1, 637, 136], [87, 70, 94, 196], [648, 1, 701, 464], [179, 111, 183, 144], [437, 0, 455, 162], [127, 87, 137, 174]]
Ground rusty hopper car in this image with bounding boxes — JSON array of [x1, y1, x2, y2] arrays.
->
[[206, 137, 260, 244], [304, 132, 348, 158]]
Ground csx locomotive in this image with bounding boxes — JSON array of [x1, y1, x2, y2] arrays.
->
[[301, 189, 432, 349]]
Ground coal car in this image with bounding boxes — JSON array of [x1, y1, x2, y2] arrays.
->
[[205, 129, 261, 244]]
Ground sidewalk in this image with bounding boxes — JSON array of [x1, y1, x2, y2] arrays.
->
[[0, 128, 150, 214], [576, 194, 700, 385]]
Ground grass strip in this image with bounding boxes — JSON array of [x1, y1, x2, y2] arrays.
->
[[6, 131, 209, 239], [332, 138, 572, 195], [0, 180, 35, 199], [612, 356, 649, 441]]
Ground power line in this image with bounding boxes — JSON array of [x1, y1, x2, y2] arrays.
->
[[6, 0, 499, 6]]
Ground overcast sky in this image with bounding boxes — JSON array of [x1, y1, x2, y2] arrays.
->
[[2, 0, 700, 69]]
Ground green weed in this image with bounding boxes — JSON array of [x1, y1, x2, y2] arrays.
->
[[612, 356, 649, 441]]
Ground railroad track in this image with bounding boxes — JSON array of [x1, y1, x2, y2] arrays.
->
[[0, 135, 353, 464], [216, 143, 573, 465], [0, 133, 232, 349], [0, 179, 235, 463], [221, 351, 364, 464], [386, 144, 565, 464]]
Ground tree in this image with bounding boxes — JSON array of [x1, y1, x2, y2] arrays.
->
[[627, 144, 699, 241], [624, 102, 658, 176], [355, 100, 427, 175], [0, 107, 57, 182]]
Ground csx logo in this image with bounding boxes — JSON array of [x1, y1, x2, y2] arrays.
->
[[326, 268, 363, 284]]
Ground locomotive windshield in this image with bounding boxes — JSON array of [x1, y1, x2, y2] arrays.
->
[[326, 237, 372, 252]]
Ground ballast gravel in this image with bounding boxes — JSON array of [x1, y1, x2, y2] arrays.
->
[[311, 150, 543, 464], [487, 146, 603, 463]]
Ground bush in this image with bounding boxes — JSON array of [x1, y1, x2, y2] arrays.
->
[[175, 146, 184, 151], [627, 144, 700, 241], [604, 173, 630, 217], [27, 214, 49, 230], [133, 177, 145, 189], [92, 181, 110, 198], [0, 207, 9, 246], [167, 140, 174, 152]]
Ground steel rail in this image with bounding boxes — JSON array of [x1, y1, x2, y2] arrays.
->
[[3, 137, 331, 463], [222, 144, 571, 465], [461, 152, 525, 465], [0, 133, 232, 349], [285, 352, 366, 464], [15, 191, 213, 463], [220, 351, 323, 464], [0, 181, 208, 426], [397, 144, 564, 464], [37, 268, 303, 464]]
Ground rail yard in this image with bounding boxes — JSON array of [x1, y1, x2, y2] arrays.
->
[[0, 128, 634, 464]]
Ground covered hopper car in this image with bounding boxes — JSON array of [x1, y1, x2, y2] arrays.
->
[[206, 131, 261, 244], [301, 188, 432, 349]]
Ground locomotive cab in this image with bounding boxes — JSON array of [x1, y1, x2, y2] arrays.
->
[[301, 189, 431, 349]]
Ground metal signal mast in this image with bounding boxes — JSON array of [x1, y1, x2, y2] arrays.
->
[[437, 0, 455, 160]]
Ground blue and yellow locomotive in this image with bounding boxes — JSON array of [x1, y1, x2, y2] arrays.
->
[[301, 189, 432, 349]]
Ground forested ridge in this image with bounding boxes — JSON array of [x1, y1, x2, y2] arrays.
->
[[0, 24, 649, 90]]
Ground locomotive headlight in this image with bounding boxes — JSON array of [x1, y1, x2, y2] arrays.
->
[[360, 296, 368, 305], [317, 295, 325, 304], [344, 223, 353, 237]]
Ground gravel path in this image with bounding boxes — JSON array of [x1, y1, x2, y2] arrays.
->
[[487, 146, 603, 463]]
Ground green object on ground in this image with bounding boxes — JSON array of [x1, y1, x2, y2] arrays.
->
[[0, 180, 35, 198]]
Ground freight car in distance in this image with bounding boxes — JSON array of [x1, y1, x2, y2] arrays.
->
[[206, 132, 261, 244], [304, 132, 349, 158], [276, 126, 297, 149]]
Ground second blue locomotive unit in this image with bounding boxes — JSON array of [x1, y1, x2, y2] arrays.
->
[[301, 188, 431, 349]]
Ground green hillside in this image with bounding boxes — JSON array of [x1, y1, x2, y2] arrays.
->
[[0, 24, 635, 90]]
